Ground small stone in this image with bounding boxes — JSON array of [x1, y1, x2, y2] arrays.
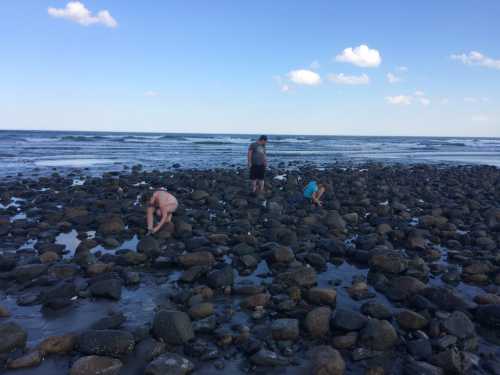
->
[[38, 333, 76, 354], [0, 322, 27, 353]]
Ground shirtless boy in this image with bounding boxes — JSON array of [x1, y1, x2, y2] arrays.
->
[[146, 189, 178, 234]]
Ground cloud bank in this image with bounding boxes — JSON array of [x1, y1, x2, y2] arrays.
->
[[288, 69, 321, 85], [385, 95, 412, 105]]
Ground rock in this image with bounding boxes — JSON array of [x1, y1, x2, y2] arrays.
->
[[442, 311, 475, 339], [13, 264, 48, 283], [270, 318, 299, 341], [0, 305, 11, 317], [137, 236, 160, 256], [474, 293, 500, 305], [135, 338, 166, 362], [332, 309, 367, 331], [87, 263, 112, 276], [310, 345, 345, 375], [78, 330, 135, 357], [70, 355, 123, 375], [98, 216, 125, 235], [145, 353, 195, 375], [272, 246, 295, 263], [178, 251, 215, 267], [422, 287, 477, 311], [305, 307, 332, 338], [250, 348, 289, 366], [307, 287, 337, 307], [152, 310, 194, 344], [370, 254, 408, 274], [360, 319, 398, 351], [475, 304, 500, 328], [386, 276, 426, 300], [207, 265, 234, 288], [431, 348, 464, 374], [407, 338, 432, 360], [361, 302, 392, 319], [91, 312, 127, 330], [191, 190, 209, 201], [396, 309, 428, 330], [7, 350, 43, 369], [38, 333, 76, 354], [241, 293, 271, 310], [90, 279, 122, 300], [40, 251, 60, 263], [0, 254, 16, 271], [276, 266, 317, 287], [332, 332, 358, 350], [0, 322, 27, 353], [40, 280, 77, 309], [404, 360, 443, 375], [188, 303, 214, 320]]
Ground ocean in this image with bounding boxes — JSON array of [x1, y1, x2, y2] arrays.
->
[[1, 130, 499, 177]]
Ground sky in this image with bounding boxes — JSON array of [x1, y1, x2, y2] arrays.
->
[[1, 0, 499, 136]]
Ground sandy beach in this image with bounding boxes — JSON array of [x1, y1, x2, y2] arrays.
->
[[1, 163, 500, 374]]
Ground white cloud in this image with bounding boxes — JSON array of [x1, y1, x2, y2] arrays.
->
[[310, 60, 321, 70], [464, 97, 477, 103], [472, 115, 489, 122], [48, 1, 118, 28], [385, 95, 412, 105], [335, 44, 382, 68], [280, 84, 290, 92], [419, 98, 431, 106], [328, 73, 370, 85], [386, 72, 401, 84], [397, 66, 408, 72], [144, 91, 160, 97], [288, 69, 321, 85], [451, 51, 500, 70], [414, 90, 425, 97]]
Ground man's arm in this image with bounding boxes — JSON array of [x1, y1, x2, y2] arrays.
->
[[152, 206, 169, 233], [247, 148, 253, 167]]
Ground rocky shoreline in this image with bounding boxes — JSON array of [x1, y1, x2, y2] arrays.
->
[[1, 163, 500, 374]]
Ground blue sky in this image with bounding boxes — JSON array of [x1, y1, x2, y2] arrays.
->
[[1, 0, 499, 136]]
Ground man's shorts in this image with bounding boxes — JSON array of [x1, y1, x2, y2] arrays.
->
[[250, 165, 266, 180]]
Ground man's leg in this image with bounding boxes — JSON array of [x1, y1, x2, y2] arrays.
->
[[258, 179, 265, 193], [147, 206, 154, 232], [251, 179, 257, 193]]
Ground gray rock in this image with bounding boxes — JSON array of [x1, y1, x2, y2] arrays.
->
[[476, 304, 500, 328], [13, 264, 48, 283], [422, 287, 477, 311], [250, 348, 289, 366], [310, 345, 345, 375], [145, 353, 194, 375], [442, 311, 475, 339], [207, 265, 234, 288], [404, 359, 443, 375], [137, 236, 160, 256]]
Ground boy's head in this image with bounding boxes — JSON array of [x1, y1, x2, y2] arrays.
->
[[258, 135, 268, 145]]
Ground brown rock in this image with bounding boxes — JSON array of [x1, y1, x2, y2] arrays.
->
[[70, 355, 123, 375], [305, 307, 332, 338], [40, 251, 60, 264], [38, 333, 76, 354], [7, 350, 43, 369]]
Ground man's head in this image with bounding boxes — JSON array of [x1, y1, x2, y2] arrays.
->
[[257, 135, 268, 145]]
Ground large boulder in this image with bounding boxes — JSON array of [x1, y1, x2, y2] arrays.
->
[[276, 266, 317, 287], [152, 310, 194, 344], [77, 330, 135, 357], [422, 287, 476, 311], [98, 216, 125, 235], [0, 322, 27, 353], [207, 265, 234, 288], [70, 355, 123, 375], [178, 251, 215, 267], [137, 236, 160, 257], [332, 309, 367, 331]]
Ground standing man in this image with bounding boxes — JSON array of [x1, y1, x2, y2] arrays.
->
[[248, 135, 268, 193]]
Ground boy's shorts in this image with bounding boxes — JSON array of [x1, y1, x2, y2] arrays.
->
[[250, 165, 266, 180]]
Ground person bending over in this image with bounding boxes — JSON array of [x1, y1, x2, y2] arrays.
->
[[146, 189, 178, 234], [248, 135, 268, 193], [303, 180, 326, 207]]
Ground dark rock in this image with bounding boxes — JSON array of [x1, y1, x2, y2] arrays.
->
[[152, 310, 194, 344], [360, 319, 398, 351], [271, 318, 300, 341], [332, 309, 368, 331], [90, 279, 122, 300], [310, 345, 345, 375], [0, 322, 27, 353], [361, 302, 392, 319], [476, 304, 500, 328], [137, 236, 160, 257], [78, 330, 135, 357], [422, 287, 477, 311], [207, 265, 234, 288], [250, 348, 289, 366], [396, 309, 428, 330], [442, 311, 475, 339], [305, 307, 332, 338], [407, 338, 432, 360], [13, 264, 48, 283], [276, 266, 317, 287]]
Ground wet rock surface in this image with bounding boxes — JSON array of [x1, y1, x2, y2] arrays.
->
[[0, 164, 500, 374]]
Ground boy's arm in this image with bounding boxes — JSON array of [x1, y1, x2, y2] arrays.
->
[[152, 206, 169, 233], [247, 148, 253, 167]]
